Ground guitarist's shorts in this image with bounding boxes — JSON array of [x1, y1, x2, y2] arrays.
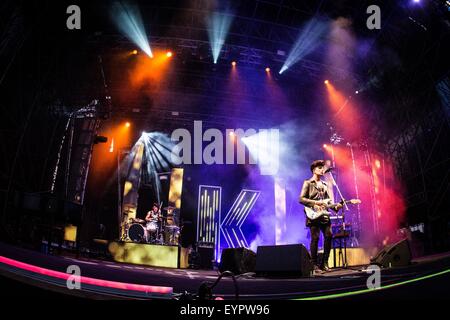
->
[[306, 215, 331, 227]]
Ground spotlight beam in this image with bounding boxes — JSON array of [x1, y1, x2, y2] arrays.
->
[[148, 135, 175, 154], [148, 145, 163, 171], [146, 138, 167, 171], [144, 139, 160, 172], [147, 136, 175, 167], [148, 140, 169, 170], [280, 17, 328, 74], [207, 11, 234, 64], [149, 151, 159, 171], [112, 2, 153, 58], [140, 132, 178, 174]]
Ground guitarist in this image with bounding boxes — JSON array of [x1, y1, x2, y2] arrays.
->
[[299, 160, 343, 272]]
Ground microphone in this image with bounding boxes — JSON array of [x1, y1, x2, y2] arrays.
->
[[324, 167, 335, 174]]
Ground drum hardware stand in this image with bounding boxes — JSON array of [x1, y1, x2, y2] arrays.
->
[[120, 221, 129, 242], [327, 171, 349, 268], [154, 223, 163, 245], [158, 215, 166, 245]]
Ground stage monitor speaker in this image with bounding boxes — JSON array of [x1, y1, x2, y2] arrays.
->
[[255, 244, 313, 277], [371, 238, 411, 268], [219, 248, 256, 274]]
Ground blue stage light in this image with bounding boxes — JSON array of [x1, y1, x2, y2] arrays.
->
[[279, 17, 328, 74], [206, 11, 234, 64], [111, 2, 153, 58]]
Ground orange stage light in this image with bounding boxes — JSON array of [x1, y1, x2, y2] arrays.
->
[[375, 159, 381, 169], [265, 67, 270, 72], [324, 80, 329, 84], [166, 51, 173, 58], [130, 49, 172, 88], [125, 122, 131, 128], [132, 50, 138, 55], [109, 138, 115, 153], [231, 61, 237, 67]]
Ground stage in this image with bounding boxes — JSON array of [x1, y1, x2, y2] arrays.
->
[[1, 242, 449, 300], [1, 1, 449, 305]]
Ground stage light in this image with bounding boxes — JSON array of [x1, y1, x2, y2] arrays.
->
[[323, 144, 329, 149], [355, 90, 359, 94], [241, 130, 280, 176], [168, 168, 184, 209], [375, 159, 381, 169], [111, 2, 153, 58], [279, 66, 288, 74], [207, 11, 234, 64], [265, 67, 270, 72], [166, 51, 173, 58], [231, 61, 236, 67], [324, 80, 329, 84], [139, 132, 180, 173], [109, 138, 115, 153], [279, 17, 328, 74], [274, 178, 286, 245], [132, 50, 138, 55], [125, 122, 131, 128], [198, 185, 222, 260]]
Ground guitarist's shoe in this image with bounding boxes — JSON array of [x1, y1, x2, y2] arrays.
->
[[313, 265, 324, 275], [320, 262, 330, 272]]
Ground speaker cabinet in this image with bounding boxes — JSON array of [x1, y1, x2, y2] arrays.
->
[[255, 244, 313, 277], [371, 239, 411, 268], [198, 246, 215, 270], [219, 248, 256, 274]]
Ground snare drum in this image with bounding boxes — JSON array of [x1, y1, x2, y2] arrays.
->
[[128, 223, 147, 242]]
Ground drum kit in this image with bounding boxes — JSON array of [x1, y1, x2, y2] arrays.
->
[[124, 206, 180, 245]]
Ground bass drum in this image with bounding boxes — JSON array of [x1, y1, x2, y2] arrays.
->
[[128, 223, 147, 242], [146, 221, 158, 233]]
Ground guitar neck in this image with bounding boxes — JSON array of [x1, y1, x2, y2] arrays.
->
[[326, 199, 356, 208]]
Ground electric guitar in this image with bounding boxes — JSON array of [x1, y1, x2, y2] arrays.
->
[[305, 199, 361, 220]]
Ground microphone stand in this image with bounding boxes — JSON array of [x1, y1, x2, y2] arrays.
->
[[327, 171, 349, 268]]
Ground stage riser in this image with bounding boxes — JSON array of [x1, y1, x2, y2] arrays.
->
[[327, 248, 374, 267], [108, 242, 189, 268]]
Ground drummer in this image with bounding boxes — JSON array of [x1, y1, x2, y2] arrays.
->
[[145, 203, 161, 222]]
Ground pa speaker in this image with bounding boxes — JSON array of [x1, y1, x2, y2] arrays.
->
[[219, 248, 256, 274], [198, 246, 215, 270], [371, 238, 411, 268], [255, 244, 313, 277]]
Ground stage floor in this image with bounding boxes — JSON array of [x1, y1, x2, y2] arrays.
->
[[1, 242, 449, 300]]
